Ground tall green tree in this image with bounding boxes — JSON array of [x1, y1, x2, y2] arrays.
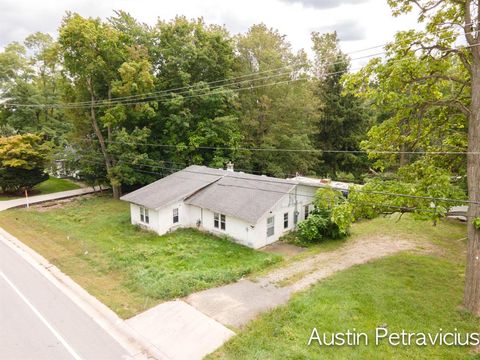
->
[[150, 17, 241, 168], [0, 35, 68, 140], [234, 24, 317, 177], [59, 13, 156, 198], [312, 32, 371, 179], [347, 0, 479, 314], [345, 34, 468, 177]]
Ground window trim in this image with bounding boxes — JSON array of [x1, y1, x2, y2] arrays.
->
[[283, 212, 289, 229], [173, 208, 179, 224], [140, 206, 149, 224], [214, 212, 226, 230], [220, 214, 226, 230], [267, 216, 275, 237]]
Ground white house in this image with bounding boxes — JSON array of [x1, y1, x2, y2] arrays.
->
[[120, 165, 318, 249]]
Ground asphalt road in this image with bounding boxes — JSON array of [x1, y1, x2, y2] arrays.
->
[[0, 239, 131, 360]]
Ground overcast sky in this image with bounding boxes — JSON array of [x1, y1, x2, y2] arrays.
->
[[0, 0, 422, 65]]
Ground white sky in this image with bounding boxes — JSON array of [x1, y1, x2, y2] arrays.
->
[[0, 0, 422, 66]]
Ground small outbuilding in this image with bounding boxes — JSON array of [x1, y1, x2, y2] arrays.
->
[[121, 165, 317, 249]]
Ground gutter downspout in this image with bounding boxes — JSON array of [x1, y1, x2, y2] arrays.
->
[[294, 185, 299, 229]]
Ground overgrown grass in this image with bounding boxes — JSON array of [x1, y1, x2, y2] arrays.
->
[[0, 196, 281, 318], [0, 177, 81, 200], [280, 214, 466, 261], [212, 216, 473, 358], [210, 253, 479, 359], [351, 214, 467, 262]]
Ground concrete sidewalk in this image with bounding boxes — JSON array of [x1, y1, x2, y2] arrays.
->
[[186, 236, 422, 328], [0, 187, 99, 211], [127, 300, 235, 360]]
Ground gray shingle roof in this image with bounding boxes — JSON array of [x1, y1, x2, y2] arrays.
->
[[120, 165, 225, 209], [185, 171, 296, 224], [121, 165, 298, 224]]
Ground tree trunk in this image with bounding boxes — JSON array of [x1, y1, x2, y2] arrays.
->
[[87, 78, 121, 199], [464, 56, 480, 315]]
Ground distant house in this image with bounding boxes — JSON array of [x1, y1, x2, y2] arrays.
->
[[121, 165, 319, 249]]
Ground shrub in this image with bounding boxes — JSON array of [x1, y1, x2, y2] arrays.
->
[[297, 208, 348, 243], [297, 187, 354, 243], [0, 133, 51, 193]]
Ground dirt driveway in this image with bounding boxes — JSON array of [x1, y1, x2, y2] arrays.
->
[[185, 235, 432, 328]]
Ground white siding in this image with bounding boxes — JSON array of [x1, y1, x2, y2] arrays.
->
[[250, 187, 316, 249], [131, 201, 191, 235], [191, 206, 255, 247], [130, 204, 159, 232], [156, 201, 187, 234], [254, 199, 295, 248], [127, 183, 318, 249], [296, 185, 317, 220]]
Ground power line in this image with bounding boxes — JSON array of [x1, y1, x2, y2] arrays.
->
[[3, 47, 383, 108], [4, 28, 478, 109], [10, 68, 311, 109], [92, 138, 473, 155], [76, 157, 473, 205], [4, 75, 311, 109], [115, 165, 471, 216], [55, 27, 480, 107]]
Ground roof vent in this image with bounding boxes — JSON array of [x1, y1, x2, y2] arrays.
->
[[226, 162, 234, 172]]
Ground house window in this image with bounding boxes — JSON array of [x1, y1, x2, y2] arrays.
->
[[294, 211, 298, 225], [283, 212, 289, 229], [267, 216, 274, 237], [173, 208, 179, 223], [214, 213, 226, 230], [304, 205, 310, 220], [221, 214, 226, 230], [140, 206, 149, 224]]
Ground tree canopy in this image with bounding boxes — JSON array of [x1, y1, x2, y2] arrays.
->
[[0, 133, 51, 193]]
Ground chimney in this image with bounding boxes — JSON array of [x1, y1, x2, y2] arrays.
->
[[226, 162, 234, 172]]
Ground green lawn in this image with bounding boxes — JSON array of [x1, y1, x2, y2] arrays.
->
[[211, 217, 479, 359], [0, 177, 81, 200], [0, 196, 281, 318], [33, 177, 81, 193]]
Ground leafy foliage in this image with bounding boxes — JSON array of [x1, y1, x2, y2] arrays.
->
[[473, 217, 480, 230], [0, 12, 377, 190], [233, 24, 317, 177], [343, 29, 468, 178], [312, 32, 371, 179], [59, 13, 156, 196], [0, 133, 51, 192], [349, 165, 466, 224], [297, 187, 353, 243]]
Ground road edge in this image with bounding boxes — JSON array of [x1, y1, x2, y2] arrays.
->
[[0, 227, 170, 360]]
